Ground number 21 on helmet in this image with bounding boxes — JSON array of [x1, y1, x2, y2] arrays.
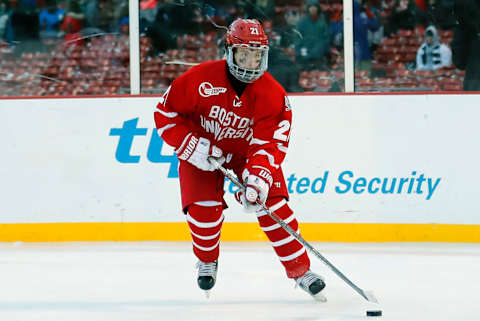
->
[[225, 19, 269, 83]]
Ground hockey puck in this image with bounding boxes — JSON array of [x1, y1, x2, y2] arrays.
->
[[366, 310, 382, 317]]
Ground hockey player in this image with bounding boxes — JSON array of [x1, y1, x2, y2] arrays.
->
[[154, 18, 326, 301]]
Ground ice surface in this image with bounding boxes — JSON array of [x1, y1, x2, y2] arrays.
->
[[1, 242, 479, 321]]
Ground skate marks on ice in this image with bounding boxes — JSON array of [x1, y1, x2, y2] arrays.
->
[[0, 242, 480, 321]]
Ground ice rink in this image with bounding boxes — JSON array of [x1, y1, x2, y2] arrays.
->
[[1, 241, 479, 321]]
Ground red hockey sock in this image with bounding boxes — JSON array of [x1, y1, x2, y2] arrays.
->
[[186, 202, 224, 263], [256, 197, 310, 278]]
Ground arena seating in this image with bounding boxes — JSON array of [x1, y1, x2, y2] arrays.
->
[[0, 32, 212, 96], [0, 4, 463, 97], [297, 27, 463, 92]]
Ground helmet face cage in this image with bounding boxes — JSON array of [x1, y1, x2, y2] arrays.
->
[[225, 19, 269, 83], [227, 44, 269, 83]]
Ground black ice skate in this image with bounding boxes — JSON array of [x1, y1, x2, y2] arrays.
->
[[196, 260, 218, 298], [295, 270, 327, 302]]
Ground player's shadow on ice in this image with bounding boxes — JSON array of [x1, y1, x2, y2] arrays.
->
[[0, 299, 322, 310]]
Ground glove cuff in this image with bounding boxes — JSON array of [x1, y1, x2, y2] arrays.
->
[[248, 165, 273, 187], [176, 133, 198, 161]]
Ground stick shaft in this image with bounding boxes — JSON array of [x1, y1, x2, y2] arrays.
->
[[209, 158, 378, 303]]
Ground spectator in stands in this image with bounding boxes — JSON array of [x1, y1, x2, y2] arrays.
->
[[168, 0, 203, 35], [83, 0, 98, 28], [451, 0, 480, 90], [113, 1, 128, 32], [155, 0, 203, 36], [268, 44, 303, 92], [276, 8, 301, 50], [139, 0, 158, 31], [145, 1, 175, 54], [416, 25, 451, 70], [364, 0, 384, 52], [329, 7, 343, 48], [38, 0, 64, 39], [226, 1, 250, 26], [384, 0, 423, 36], [245, 0, 275, 21], [5, 0, 41, 55], [421, 0, 456, 30], [146, 0, 203, 55], [97, 0, 116, 32], [0, 1, 9, 40], [60, 0, 84, 45], [118, 16, 128, 35], [416, 0, 427, 11], [355, 1, 380, 71], [295, 0, 331, 70], [329, 1, 380, 71]]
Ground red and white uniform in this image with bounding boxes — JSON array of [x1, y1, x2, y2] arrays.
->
[[154, 59, 310, 278], [155, 60, 290, 174]]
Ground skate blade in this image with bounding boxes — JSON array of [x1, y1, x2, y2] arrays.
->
[[204, 290, 210, 299]]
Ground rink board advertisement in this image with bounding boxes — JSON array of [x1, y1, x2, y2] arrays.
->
[[1, 94, 480, 242]]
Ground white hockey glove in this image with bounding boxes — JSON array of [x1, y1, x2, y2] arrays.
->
[[235, 166, 273, 213], [176, 133, 224, 171]]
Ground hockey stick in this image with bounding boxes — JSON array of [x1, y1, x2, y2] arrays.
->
[[208, 157, 379, 303]]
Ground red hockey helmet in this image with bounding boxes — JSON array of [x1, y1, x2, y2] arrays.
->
[[225, 19, 269, 83]]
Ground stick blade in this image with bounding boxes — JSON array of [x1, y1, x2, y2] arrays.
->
[[363, 290, 379, 303], [311, 291, 327, 303]]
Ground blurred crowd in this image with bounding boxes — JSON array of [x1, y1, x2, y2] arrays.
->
[[0, 0, 479, 96], [0, 0, 129, 52]]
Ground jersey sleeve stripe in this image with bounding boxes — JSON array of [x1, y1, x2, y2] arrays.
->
[[277, 143, 288, 153], [252, 149, 280, 169], [250, 137, 269, 145], [156, 108, 179, 118], [156, 124, 176, 136], [176, 132, 192, 152]]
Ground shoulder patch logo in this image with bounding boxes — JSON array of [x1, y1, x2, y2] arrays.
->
[[198, 82, 227, 98]]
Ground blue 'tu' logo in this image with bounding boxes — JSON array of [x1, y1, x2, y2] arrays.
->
[[109, 118, 179, 178]]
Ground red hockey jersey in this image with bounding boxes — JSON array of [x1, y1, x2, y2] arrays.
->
[[154, 60, 292, 174]]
